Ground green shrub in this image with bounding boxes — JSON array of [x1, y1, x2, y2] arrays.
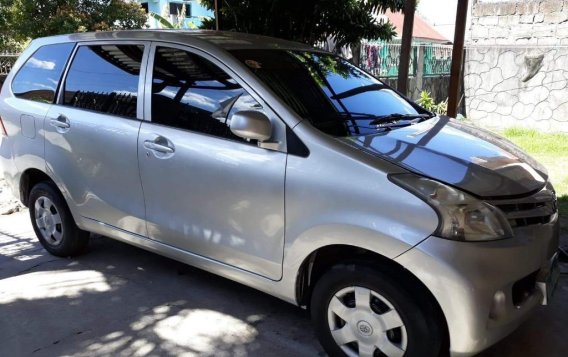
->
[[417, 90, 448, 116]]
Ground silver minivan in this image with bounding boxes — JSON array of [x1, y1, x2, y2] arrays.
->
[[0, 31, 560, 357]]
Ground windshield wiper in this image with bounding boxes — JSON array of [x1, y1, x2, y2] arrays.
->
[[369, 113, 434, 125], [314, 112, 434, 132]]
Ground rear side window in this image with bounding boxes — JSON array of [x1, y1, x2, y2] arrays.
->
[[11, 43, 74, 103], [63, 44, 144, 118]]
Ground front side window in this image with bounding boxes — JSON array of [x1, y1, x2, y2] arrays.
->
[[11, 43, 74, 103], [151, 46, 263, 143], [230, 49, 429, 137], [63, 44, 144, 118]]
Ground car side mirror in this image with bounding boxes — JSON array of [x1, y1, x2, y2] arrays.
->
[[230, 110, 272, 142]]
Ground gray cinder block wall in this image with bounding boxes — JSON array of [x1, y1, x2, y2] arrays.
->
[[465, 0, 568, 132]]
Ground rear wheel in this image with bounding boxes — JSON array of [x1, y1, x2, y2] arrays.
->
[[311, 264, 443, 357], [29, 182, 89, 256]]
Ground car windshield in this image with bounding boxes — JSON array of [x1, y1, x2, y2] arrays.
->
[[230, 49, 431, 136]]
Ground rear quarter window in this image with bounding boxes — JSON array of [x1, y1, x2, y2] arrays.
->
[[11, 43, 74, 103]]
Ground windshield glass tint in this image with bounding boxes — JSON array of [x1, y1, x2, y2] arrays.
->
[[230, 50, 420, 136]]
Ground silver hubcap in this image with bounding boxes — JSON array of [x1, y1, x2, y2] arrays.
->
[[327, 286, 407, 357], [34, 196, 63, 245]]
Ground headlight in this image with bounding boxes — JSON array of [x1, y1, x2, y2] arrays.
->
[[390, 173, 513, 241]]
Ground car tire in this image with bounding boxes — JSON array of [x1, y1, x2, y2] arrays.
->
[[311, 263, 444, 357], [29, 182, 89, 257]]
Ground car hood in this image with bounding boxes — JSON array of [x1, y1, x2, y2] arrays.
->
[[340, 116, 548, 198]]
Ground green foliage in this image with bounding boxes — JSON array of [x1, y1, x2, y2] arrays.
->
[[417, 90, 435, 110], [0, 0, 147, 42], [417, 90, 447, 115], [199, 0, 405, 47], [0, 37, 28, 53], [149, 12, 176, 29], [149, 4, 197, 29]]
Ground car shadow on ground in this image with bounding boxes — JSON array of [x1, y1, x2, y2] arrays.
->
[[0, 216, 322, 356], [0, 211, 566, 357]]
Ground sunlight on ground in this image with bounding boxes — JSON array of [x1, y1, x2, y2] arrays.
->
[[74, 308, 258, 356], [83, 333, 157, 357], [0, 235, 35, 257], [153, 309, 257, 355], [0, 270, 112, 304]]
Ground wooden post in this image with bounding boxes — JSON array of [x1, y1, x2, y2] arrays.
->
[[416, 45, 425, 100], [214, 0, 220, 30], [447, 0, 469, 117], [397, 0, 416, 95]]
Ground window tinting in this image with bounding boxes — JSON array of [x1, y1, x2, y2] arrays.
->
[[63, 45, 144, 118], [12, 43, 74, 103], [151, 47, 262, 143]]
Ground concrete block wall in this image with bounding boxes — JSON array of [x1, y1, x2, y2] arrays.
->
[[464, 46, 568, 132], [469, 0, 568, 45], [465, 0, 568, 132]]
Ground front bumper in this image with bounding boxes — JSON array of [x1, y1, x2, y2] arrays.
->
[[395, 216, 559, 356]]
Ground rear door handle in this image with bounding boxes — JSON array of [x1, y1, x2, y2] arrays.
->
[[144, 140, 175, 154], [49, 115, 70, 129]]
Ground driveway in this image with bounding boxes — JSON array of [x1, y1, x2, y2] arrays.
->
[[1, 210, 567, 356]]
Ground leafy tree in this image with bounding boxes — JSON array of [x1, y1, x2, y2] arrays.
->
[[199, 0, 405, 47], [0, 0, 147, 43]]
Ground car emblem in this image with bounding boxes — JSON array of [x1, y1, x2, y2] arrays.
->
[[357, 321, 373, 336]]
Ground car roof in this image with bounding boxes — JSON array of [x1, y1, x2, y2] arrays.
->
[[33, 30, 317, 52]]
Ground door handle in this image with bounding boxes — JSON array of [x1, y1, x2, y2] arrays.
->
[[49, 115, 70, 129], [144, 140, 175, 154]]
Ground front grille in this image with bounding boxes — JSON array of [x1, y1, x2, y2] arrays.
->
[[490, 184, 558, 229]]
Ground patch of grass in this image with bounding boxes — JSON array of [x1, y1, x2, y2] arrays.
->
[[500, 128, 568, 233]]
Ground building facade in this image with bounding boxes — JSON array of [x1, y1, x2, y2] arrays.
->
[[464, 0, 568, 132], [136, 0, 213, 29]]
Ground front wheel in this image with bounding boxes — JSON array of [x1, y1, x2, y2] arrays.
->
[[29, 182, 89, 257], [311, 264, 444, 357]]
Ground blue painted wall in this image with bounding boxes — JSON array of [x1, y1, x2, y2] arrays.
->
[[136, 0, 213, 29]]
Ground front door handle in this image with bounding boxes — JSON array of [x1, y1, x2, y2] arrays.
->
[[49, 115, 70, 129], [144, 139, 175, 154]]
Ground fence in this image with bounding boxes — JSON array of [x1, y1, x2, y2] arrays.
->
[[358, 42, 453, 103], [360, 43, 418, 77], [359, 42, 453, 78], [0, 52, 19, 75], [422, 45, 453, 77]]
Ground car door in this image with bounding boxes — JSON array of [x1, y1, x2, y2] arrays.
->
[[138, 43, 287, 280], [44, 41, 150, 236]]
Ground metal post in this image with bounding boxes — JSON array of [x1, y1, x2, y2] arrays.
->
[[447, 0, 469, 118], [214, 0, 220, 31], [397, 0, 416, 95]]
